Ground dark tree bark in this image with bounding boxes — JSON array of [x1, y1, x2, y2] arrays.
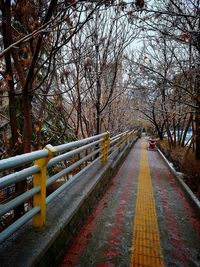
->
[[1, 0, 25, 219], [1, 0, 19, 154], [195, 97, 200, 160]]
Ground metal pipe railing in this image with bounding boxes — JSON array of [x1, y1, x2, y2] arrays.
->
[[47, 138, 102, 168], [54, 132, 107, 154], [46, 155, 103, 204], [0, 187, 40, 217], [0, 150, 49, 172], [0, 207, 40, 243], [46, 148, 101, 187], [0, 130, 137, 243], [0, 165, 40, 190]]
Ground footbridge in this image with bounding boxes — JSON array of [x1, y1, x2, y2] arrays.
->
[[0, 131, 200, 267]]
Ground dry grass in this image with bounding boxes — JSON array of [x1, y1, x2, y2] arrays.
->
[[157, 140, 200, 199], [182, 152, 200, 198]]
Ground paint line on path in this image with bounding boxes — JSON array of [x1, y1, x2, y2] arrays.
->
[[130, 141, 164, 267]]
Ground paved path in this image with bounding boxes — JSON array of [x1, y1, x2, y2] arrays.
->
[[59, 139, 200, 267]]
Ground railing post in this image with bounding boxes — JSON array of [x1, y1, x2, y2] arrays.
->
[[100, 132, 110, 164], [126, 132, 129, 145], [133, 130, 137, 141], [33, 144, 56, 227], [117, 135, 122, 150]]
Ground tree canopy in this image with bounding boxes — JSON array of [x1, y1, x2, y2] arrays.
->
[[0, 0, 200, 159]]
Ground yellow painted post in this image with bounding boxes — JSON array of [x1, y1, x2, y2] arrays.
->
[[126, 132, 129, 145], [100, 132, 110, 164], [117, 135, 122, 150], [130, 131, 133, 143], [131, 130, 135, 142], [33, 144, 56, 227]]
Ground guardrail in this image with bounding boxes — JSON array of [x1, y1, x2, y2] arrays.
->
[[0, 130, 137, 243]]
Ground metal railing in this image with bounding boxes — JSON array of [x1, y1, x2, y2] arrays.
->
[[0, 130, 137, 243]]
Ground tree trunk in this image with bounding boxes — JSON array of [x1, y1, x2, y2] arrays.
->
[[1, 0, 19, 154], [195, 18, 200, 159], [158, 128, 164, 140], [95, 72, 101, 135], [195, 100, 200, 159], [1, 0, 25, 219], [181, 114, 192, 147], [96, 112, 100, 135]]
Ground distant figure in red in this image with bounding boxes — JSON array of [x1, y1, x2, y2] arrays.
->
[[148, 138, 157, 150]]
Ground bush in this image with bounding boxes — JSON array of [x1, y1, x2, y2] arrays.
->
[[157, 140, 200, 200], [182, 152, 200, 198]]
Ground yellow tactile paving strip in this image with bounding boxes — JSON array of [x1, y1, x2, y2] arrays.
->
[[130, 141, 165, 267]]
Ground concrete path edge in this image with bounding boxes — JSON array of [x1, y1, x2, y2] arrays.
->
[[157, 147, 200, 216]]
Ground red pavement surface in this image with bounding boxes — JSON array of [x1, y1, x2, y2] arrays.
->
[[58, 139, 200, 267]]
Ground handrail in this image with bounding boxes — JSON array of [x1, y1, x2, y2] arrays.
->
[[46, 148, 101, 187], [54, 132, 107, 153], [0, 130, 137, 243], [0, 165, 40, 190], [47, 138, 103, 168], [46, 155, 103, 204], [0, 150, 49, 172]]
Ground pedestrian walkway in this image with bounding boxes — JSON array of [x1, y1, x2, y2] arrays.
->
[[59, 139, 200, 267]]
